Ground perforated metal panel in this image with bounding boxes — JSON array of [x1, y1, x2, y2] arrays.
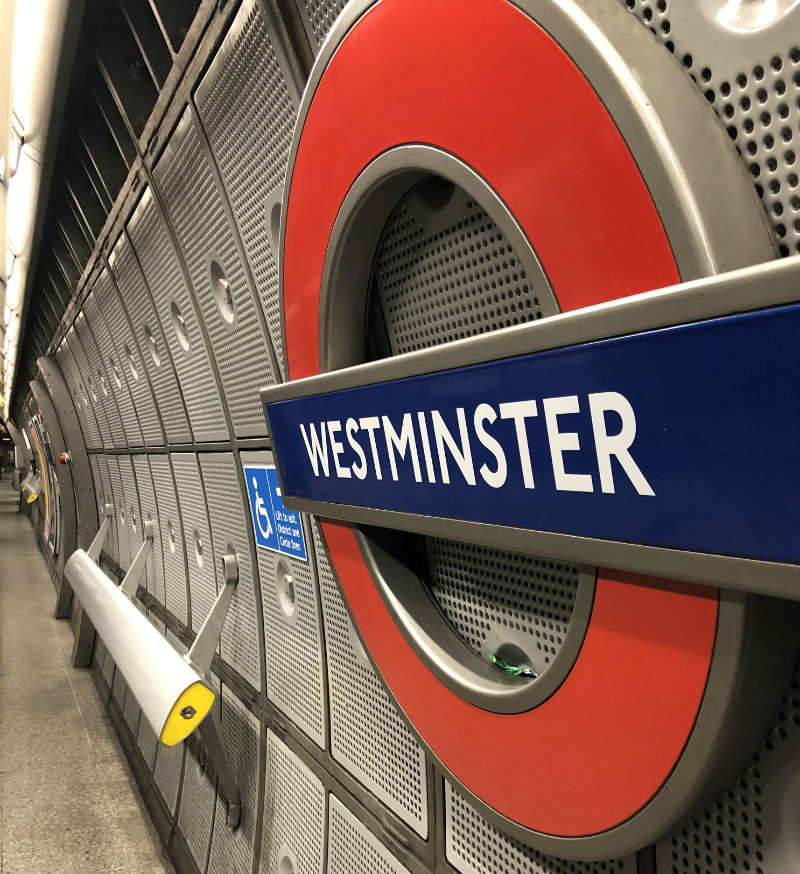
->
[[241, 450, 325, 744], [147, 454, 189, 624], [260, 731, 325, 874], [73, 311, 127, 449], [93, 636, 106, 675], [137, 714, 159, 772], [102, 644, 115, 688], [171, 453, 217, 633], [123, 680, 141, 734], [119, 454, 143, 576], [127, 186, 227, 442], [327, 795, 411, 874], [56, 336, 102, 449], [108, 455, 132, 571], [293, 0, 348, 53], [153, 108, 277, 436], [656, 665, 800, 874], [111, 662, 126, 706], [313, 522, 428, 836], [621, 0, 800, 257], [83, 286, 144, 447], [154, 633, 188, 815], [89, 453, 119, 564], [94, 269, 163, 446], [426, 539, 583, 677], [110, 232, 192, 444], [198, 453, 261, 689], [132, 454, 168, 608], [445, 783, 635, 874], [195, 0, 300, 380], [207, 687, 262, 874], [177, 703, 220, 873]]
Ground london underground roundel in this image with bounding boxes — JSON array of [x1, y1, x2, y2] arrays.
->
[[278, 0, 795, 859]]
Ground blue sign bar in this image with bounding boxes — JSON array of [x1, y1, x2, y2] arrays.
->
[[244, 463, 307, 561], [266, 304, 800, 566]]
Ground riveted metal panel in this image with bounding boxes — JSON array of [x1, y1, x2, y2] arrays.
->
[[207, 687, 262, 874], [242, 450, 324, 745], [198, 453, 261, 689], [73, 311, 126, 449], [260, 731, 325, 874], [154, 631, 189, 816], [327, 795, 411, 874], [445, 783, 635, 874], [83, 286, 144, 447], [171, 453, 217, 633], [94, 268, 164, 446], [106, 455, 131, 570], [148, 454, 189, 625], [133, 454, 168, 608], [56, 335, 102, 449], [656, 663, 800, 874], [293, 0, 348, 54], [89, 453, 119, 564], [111, 232, 192, 444], [152, 108, 278, 436], [312, 522, 428, 836], [127, 186, 227, 442], [195, 0, 301, 380]]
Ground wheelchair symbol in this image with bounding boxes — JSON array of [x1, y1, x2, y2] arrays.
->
[[252, 475, 273, 540]]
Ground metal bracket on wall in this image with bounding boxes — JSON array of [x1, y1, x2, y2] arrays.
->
[[119, 520, 154, 599], [189, 553, 242, 830], [86, 503, 114, 563]]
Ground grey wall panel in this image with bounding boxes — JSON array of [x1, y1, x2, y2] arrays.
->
[[198, 453, 261, 690], [153, 108, 278, 437], [148, 454, 189, 625], [444, 782, 635, 874], [178, 734, 217, 874], [207, 687, 262, 874], [195, 0, 300, 381], [119, 453, 144, 575], [95, 269, 164, 446], [83, 282, 145, 447], [102, 644, 115, 688], [110, 232, 192, 444], [111, 661, 126, 706], [312, 521, 428, 837], [137, 711, 159, 773], [241, 451, 325, 745], [132, 454, 167, 608], [64, 331, 110, 448], [327, 795, 410, 874], [260, 731, 325, 874], [123, 680, 142, 735], [106, 454, 132, 570], [73, 312, 126, 449], [127, 187, 227, 442], [56, 337, 102, 449], [171, 453, 217, 633], [89, 453, 119, 564], [293, 0, 348, 55]]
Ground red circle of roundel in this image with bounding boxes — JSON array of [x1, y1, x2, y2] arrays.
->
[[283, 0, 719, 838]]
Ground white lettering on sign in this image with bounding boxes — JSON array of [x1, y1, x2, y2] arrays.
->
[[298, 392, 655, 496]]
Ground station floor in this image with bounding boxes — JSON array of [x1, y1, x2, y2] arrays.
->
[[0, 480, 173, 874]]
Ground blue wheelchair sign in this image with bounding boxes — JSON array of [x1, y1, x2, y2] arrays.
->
[[244, 464, 307, 561]]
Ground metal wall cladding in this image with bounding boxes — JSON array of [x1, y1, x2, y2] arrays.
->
[[126, 186, 227, 442], [83, 291, 142, 448], [444, 783, 636, 874], [123, 681, 142, 734], [312, 522, 429, 837], [132, 454, 168, 608], [89, 453, 118, 564], [69, 322, 115, 449], [195, 0, 300, 381], [293, 0, 349, 54], [260, 731, 325, 874], [171, 453, 218, 633], [152, 107, 278, 437], [110, 232, 192, 444], [656, 663, 800, 874], [198, 453, 261, 690], [108, 454, 132, 571], [154, 631, 190, 816], [118, 453, 144, 574], [56, 336, 102, 449], [241, 451, 325, 746], [73, 311, 126, 449], [95, 270, 163, 446], [111, 664, 126, 707], [207, 687, 262, 874], [327, 795, 410, 874], [138, 711, 160, 772], [102, 645, 115, 689], [147, 454, 190, 624]]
